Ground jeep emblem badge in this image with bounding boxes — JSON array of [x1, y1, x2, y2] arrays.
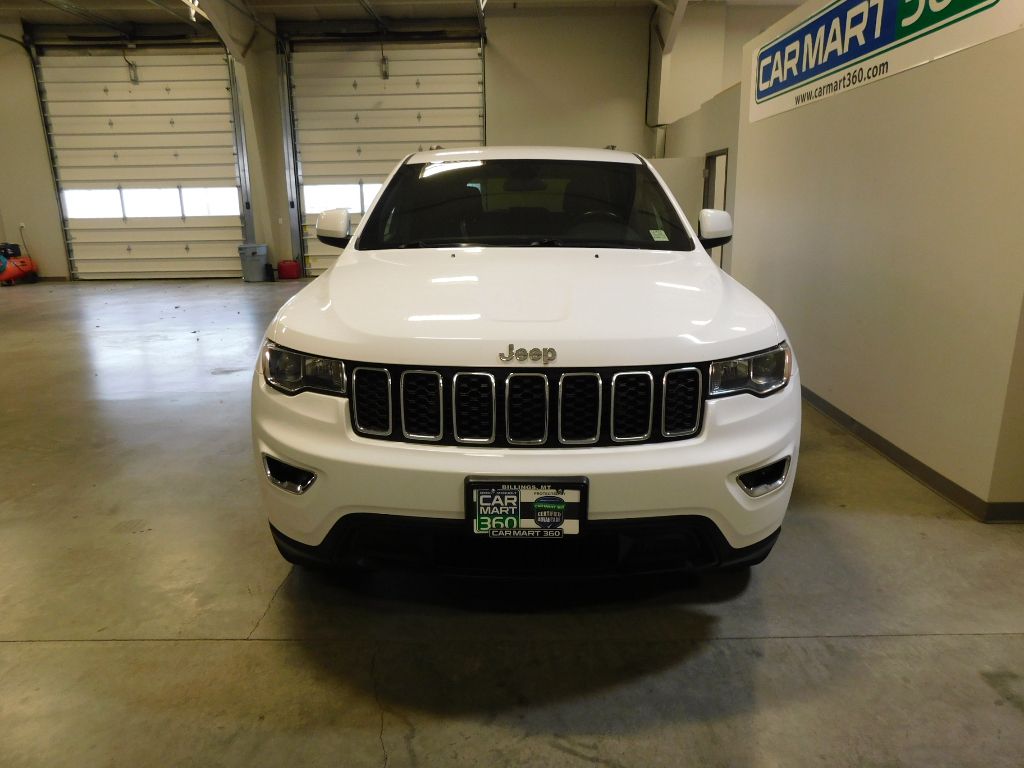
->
[[499, 344, 557, 364]]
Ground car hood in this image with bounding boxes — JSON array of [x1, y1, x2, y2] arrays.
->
[[267, 247, 782, 367]]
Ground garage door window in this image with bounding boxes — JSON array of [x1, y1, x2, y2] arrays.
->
[[63, 187, 242, 220], [62, 189, 123, 219]]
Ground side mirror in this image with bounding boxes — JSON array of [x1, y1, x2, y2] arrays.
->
[[697, 209, 733, 250], [316, 208, 351, 249]]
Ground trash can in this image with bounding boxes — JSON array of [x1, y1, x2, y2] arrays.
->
[[239, 243, 269, 282]]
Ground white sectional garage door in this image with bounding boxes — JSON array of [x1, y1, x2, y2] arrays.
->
[[289, 42, 484, 274], [38, 48, 245, 279]]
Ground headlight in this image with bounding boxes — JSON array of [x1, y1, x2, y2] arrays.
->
[[709, 342, 792, 396], [262, 341, 347, 396]]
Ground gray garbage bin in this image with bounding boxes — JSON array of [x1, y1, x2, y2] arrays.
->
[[239, 243, 269, 282]]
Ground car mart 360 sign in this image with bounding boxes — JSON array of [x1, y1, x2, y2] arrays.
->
[[750, 0, 1023, 121]]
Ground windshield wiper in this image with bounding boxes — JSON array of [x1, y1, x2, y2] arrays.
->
[[392, 240, 475, 249], [527, 238, 565, 247]]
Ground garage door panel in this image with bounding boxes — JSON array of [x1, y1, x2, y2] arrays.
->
[[74, 256, 242, 272], [293, 73, 482, 98], [293, 92, 482, 113], [73, 243, 241, 261], [42, 81, 231, 103], [49, 114, 235, 137], [306, 256, 340, 273], [290, 42, 483, 276], [292, 47, 480, 63], [296, 126, 483, 146], [70, 216, 241, 231], [60, 180, 241, 191], [299, 141, 477, 171], [72, 227, 243, 244], [47, 99, 231, 118], [55, 147, 237, 168], [291, 58, 479, 80], [40, 64, 230, 83], [303, 238, 355, 257], [53, 133, 234, 151], [295, 108, 482, 130], [77, 271, 241, 279], [289, 47, 482, 202], [300, 162, 396, 180], [58, 165, 238, 183], [40, 47, 244, 279], [40, 52, 227, 68]]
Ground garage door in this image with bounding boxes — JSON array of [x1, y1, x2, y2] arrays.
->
[[289, 42, 484, 274], [38, 47, 246, 279]]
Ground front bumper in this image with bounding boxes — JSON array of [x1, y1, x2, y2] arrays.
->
[[251, 367, 801, 560], [270, 515, 781, 576]]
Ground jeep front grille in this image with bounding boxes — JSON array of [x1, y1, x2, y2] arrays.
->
[[346, 362, 704, 448]]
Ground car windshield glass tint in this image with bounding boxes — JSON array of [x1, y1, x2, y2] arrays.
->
[[356, 159, 694, 251]]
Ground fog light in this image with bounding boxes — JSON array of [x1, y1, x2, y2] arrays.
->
[[263, 454, 317, 495], [737, 457, 790, 498]]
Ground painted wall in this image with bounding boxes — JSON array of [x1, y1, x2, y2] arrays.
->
[[662, 84, 740, 270], [0, 21, 69, 279], [485, 8, 654, 155], [231, 37, 296, 265], [658, 4, 795, 124], [990, 302, 1024, 502], [732, 17, 1024, 502]]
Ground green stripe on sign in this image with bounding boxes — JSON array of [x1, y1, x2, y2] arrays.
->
[[535, 500, 566, 513], [896, 0, 999, 39]]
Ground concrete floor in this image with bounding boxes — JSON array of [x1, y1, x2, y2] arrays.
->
[[1, 280, 1022, 767]]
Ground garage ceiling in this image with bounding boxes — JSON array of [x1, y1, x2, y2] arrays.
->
[[2, 0, 796, 27]]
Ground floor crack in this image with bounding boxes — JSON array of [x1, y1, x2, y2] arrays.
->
[[246, 572, 289, 640], [371, 650, 389, 768]]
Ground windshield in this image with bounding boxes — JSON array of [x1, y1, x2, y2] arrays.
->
[[356, 159, 694, 251]]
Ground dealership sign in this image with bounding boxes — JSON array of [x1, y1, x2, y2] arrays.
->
[[750, 0, 1024, 121]]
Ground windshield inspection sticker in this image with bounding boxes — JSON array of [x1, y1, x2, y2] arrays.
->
[[650, 229, 669, 242]]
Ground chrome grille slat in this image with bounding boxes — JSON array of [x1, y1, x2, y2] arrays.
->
[[348, 363, 703, 447], [452, 372, 496, 444], [505, 372, 549, 445], [558, 372, 602, 445], [610, 371, 654, 443], [400, 370, 443, 441], [351, 366, 392, 436], [662, 367, 702, 437]]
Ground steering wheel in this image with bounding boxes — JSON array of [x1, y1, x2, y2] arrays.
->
[[580, 210, 624, 223]]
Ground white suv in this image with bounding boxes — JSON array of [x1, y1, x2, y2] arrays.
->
[[252, 146, 800, 575]]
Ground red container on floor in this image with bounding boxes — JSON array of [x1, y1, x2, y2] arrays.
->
[[277, 259, 301, 279]]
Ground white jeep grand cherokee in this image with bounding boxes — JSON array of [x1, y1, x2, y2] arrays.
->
[[252, 146, 800, 575]]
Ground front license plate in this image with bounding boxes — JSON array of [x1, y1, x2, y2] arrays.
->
[[465, 477, 588, 539]]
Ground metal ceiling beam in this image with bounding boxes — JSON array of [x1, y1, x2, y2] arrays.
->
[[357, 0, 387, 30], [33, 0, 132, 35], [140, 0, 213, 26], [476, 0, 487, 39], [278, 16, 481, 43], [662, 0, 688, 55]]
